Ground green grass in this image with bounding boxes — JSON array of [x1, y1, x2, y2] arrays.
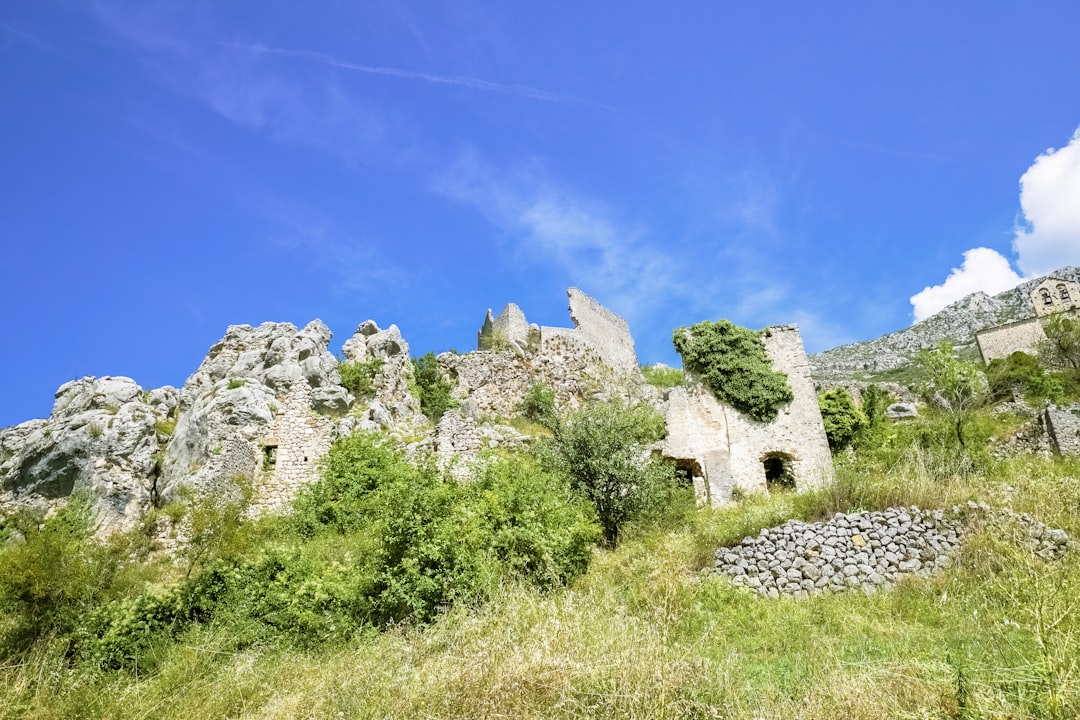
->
[[641, 364, 685, 390], [3, 411, 1080, 719]]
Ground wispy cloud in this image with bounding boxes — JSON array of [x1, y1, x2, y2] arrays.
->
[[232, 42, 606, 108], [433, 151, 676, 323]]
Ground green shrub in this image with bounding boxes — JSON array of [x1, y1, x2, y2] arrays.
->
[[987, 351, 1063, 405], [154, 418, 177, 437], [817, 388, 865, 451], [536, 399, 679, 547], [411, 352, 458, 421], [227, 378, 245, 390], [672, 320, 793, 422], [917, 342, 989, 447], [0, 495, 119, 659], [641, 364, 684, 389], [517, 382, 557, 430], [338, 358, 384, 399]]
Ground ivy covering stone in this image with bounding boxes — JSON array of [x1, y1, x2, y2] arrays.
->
[[672, 320, 793, 422]]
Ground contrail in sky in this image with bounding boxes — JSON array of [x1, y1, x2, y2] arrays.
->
[[231, 42, 611, 109]]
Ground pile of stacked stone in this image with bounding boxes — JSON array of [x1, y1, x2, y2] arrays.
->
[[716, 502, 1070, 599]]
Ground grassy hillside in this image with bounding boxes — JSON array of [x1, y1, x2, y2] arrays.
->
[[2, 408, 1079, 719]]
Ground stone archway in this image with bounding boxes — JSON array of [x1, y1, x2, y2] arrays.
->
[[761, 451, 796, 491]]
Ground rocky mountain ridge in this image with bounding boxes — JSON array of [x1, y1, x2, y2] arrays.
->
[[810, 266, 1080, 382]]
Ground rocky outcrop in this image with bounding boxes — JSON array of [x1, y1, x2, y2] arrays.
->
[[161, 320, 350, 506], [0, 376, 178, 533], [340, 320, 424, 428]]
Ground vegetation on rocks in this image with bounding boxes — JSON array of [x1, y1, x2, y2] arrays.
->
[[4, 345, 1080, 719], [337, 357, 383, 399], [641, 364, 685, 389], [673, 319, 793, 422], [411, 351, 458, 421]]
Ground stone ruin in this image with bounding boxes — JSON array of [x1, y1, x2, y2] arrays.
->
[[0, 287, 838, 530], [658, 324, 835, 505], [442, 287, 644, 420]]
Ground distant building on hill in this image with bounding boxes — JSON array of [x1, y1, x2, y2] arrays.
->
[[975, 276, 1080, 363]]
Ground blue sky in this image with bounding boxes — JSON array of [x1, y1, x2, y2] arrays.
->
[[3, 1, 1080, 427]]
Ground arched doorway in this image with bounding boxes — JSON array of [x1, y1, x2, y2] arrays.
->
[[761, 452, 796, 491]]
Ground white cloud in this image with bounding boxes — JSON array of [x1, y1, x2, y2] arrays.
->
[[433, 152, 682, 322], [1014, 127, 1080, 276], [910, 247, 1022, 322]]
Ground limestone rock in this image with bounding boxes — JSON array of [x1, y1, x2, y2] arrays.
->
[[340, 320, 423, 425], [0, 376, 173, 533], [161, 321, 348, 509], [886, 402, 919, 419]]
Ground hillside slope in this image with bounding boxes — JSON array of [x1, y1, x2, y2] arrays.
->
[[810, 266, 1080, 383]]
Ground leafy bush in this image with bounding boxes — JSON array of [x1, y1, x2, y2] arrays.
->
[[338, 358, 384, 399], [0, 496, 119, 659], [517, 382, 557, 430], [987, 351, 1062, 405], [672, 320, 793, 422], [641, 364, 684, 389], [817, 388, 865, 451], [1040, 314, 1080, 369], [411, 352, 458, 421], [537, 400, 679, 547]]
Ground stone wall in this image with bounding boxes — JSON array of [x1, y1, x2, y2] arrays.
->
[[457, 288, 642, 418], [1044, 404, 1080, 456], [1031, 277, 1080, 317], [565, 287, 638, 374], [254, 383, 337, 512], [975, 317, 1047, 363], [660, 325, 834, 505]]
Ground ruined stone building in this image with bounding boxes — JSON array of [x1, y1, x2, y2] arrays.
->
[[443, 288, 643, 419], [975, 276, 1080, 363], [658, 325, 835, 505]]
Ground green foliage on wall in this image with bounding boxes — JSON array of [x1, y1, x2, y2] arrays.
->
[[672, 320, 793, 422], [411, 352, 458, 421]]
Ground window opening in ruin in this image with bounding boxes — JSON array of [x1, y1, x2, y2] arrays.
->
[[1041, 289, 1053, 305], [762, 453, 795, 491], [263, 444, 278, 471], [1059, 284, 1071, 302], [671, 458, 702, 487]]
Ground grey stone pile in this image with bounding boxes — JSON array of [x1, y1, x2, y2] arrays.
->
[[716, 503, 1070, 599]]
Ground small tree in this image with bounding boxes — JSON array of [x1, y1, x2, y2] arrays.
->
[[916, 342, 988, 447], [818, 388, 865, 452], [536, 399, 677, 548], [1040, 315, 1080, 369]]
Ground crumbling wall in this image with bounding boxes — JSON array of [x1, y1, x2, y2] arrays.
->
[[565, 287, 638, 374], [458, 288, 642, 418], [660, 324, 834, 505], [254, 383, 337, 512], [1044, 404, 1080, 456], [975, 318, 1047, 363]]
